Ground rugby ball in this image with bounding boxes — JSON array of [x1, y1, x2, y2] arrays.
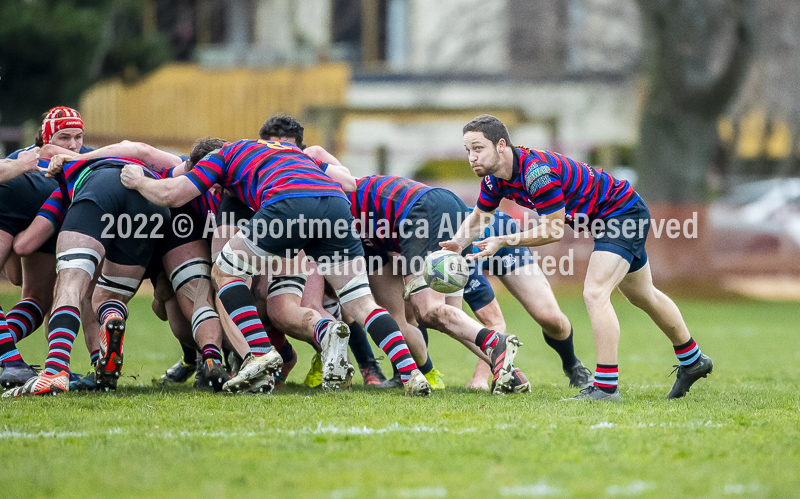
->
[[424, 250, 469, 293]]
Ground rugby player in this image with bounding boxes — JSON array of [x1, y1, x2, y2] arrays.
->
[[0, 108, 102, 389], [119, 138, 432, 396], [259, 116, 386, 387], [3, 149, 175, 396], [443, 114, 713, 401], [347, 174, 529, 394], [56, 143, 245, 391], [461, 209, 593, 390]]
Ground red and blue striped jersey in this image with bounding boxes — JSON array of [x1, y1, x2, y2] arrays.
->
[[37, 156, 156, 227], [159, 165, 221, 218], [187, 191, 221, 219], [185, 139, 343, 213], [477, 147, 639, 227], [349, 175, 434, 252]]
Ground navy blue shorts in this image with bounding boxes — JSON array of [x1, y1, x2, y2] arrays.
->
[[62, 168, 170, 267], [0, 172, 60, 254], [462, 272, 496, 311], [470, 209, 535, 276], [215, 194, 255, 227], [362, 243, 391, 273], [592, 197, 650, 273], [397, 188, 470, 273], [246, 196, 364, 264]]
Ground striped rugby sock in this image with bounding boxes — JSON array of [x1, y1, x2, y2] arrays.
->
[[366, 309, 418, 383], [97, 300, 128, 324], [6, 299, 44, 343], [202, 344, 223, 365], [0, 305, 23, 364], [594, 364, 619, 393], [44, 306, 81, 375], [475, 328, 499, 354], [313, 318, 333, 346], [217, 280, 272, 355], [674, 338, 702, 366]]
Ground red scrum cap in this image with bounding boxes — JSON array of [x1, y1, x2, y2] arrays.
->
[[41, 106, 84, 144]]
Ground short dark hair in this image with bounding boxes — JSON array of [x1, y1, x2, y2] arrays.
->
[[259, 115, 305, 149], [462, 114, 512, 147], [187, 137, 226, 171]]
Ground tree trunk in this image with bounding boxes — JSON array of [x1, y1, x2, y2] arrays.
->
[[635, 0, 753, 202]]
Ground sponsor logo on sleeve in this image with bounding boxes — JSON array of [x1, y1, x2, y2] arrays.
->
[[524, 164, 552, 193]]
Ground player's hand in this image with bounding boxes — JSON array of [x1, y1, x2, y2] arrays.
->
[[438, 240, 463, 254], [16, 148, 41, 174], [471, 236, 505, 259], [120, 164, 145, 189], [46, 154, 73, 178]]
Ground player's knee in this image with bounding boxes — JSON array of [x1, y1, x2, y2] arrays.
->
[[583, 284, 611, 308], [535, 307, 564, 332]]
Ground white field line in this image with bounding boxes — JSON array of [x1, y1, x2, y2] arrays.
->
[[0, 419, 725, 440], [590, 420, 723, 430], [724, 482, 763, 495], [606, 481, 657, 496], [499, 481, 567, 497]]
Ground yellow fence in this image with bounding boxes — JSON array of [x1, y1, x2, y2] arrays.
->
[[79, 62, 350, 151], [719, 111, 797, 161]]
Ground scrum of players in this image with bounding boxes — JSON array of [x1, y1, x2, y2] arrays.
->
[[0, 106, 713, 402]]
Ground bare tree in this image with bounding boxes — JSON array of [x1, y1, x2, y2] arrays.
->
[[635, 0, 753, 202]]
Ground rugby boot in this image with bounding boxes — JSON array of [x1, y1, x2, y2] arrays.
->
[[156, 358, 197, 385], [564, 384, 622, 402], [404, 369, 432, 397], [485, 333, 525, 395], [667, 354, 713, 399], [304, 352, 323, 388], [381, 372, 403, 389], [95, 313, 126, 392], [2, 371, 69, 398], [505, 367, 531, 394], [223, 348, 282, 393], [0, 361, 38, 388], [197, 359, 231, 392], [424, 368, 446, 390], [321, 321, 354, 391], [360, 359, 387, 387], [247, 373, 276, 394], [564, 360, 594, 389], [69, 372, 98, 392]]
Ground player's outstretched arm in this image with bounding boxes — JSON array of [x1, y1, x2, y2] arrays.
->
[[13, 216, 56, 256], [473, 208, 566, 258], [49, 140, 182, 173], [0, 148, 41, 183], [303, 145, 356, 192], [304, 145, 343, 166], [38, 144, 81, 159], [120, 164, 201, 207], [440, 206, 495, 256]]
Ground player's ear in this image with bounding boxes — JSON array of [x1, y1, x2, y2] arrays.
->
[[497, 138, 506, 152]]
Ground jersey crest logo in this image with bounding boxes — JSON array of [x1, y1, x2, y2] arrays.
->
[[524, 164, 552, 193]]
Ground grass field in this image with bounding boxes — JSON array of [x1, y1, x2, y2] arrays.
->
[[1, 286, 798, 499]]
